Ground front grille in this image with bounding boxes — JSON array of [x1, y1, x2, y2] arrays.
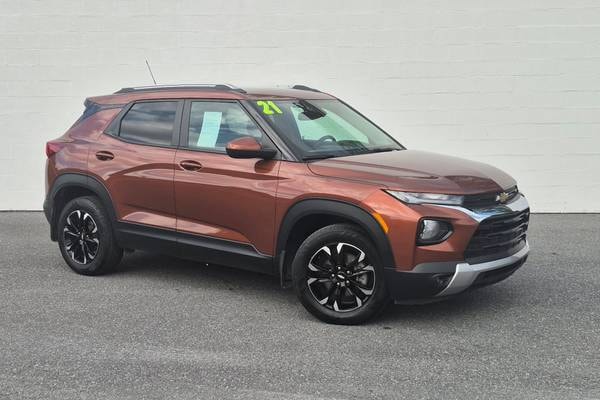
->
[[465, 208, 530, 261], [463, 186, 519, 208]]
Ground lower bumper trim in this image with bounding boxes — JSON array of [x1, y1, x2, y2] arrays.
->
[[435, 242, 530, 296], [383, 242, 530, 302]]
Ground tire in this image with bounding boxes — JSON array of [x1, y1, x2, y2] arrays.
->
[[57, 196, 122, 275], [292, 224, 390, 325]]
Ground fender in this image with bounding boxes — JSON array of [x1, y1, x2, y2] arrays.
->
[[276, 199, 395, 269], [44, 173, 117, 241]]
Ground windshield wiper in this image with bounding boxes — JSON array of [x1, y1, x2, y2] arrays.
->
[[302, 147, 400, 161], [368, 146, 401, 154], [302, 154, 338, 161]]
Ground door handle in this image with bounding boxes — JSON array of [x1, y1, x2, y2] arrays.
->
[[179, 160, 203, 171], [95, 150, 114, 161]]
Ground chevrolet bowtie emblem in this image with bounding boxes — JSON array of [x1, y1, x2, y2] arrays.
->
[[497, 192, 510, 203]]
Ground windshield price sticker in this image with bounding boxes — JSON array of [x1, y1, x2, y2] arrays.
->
[[257, 100, 282, 115]]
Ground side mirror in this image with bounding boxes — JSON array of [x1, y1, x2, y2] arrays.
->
[[226, 137, 277, 159]]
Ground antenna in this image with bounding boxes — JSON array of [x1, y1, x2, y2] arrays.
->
[[145, 59, 157, 85]]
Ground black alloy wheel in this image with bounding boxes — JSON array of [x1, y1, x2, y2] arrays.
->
[[292, 224, 390, 324], [57, 196, 122, 275], [62, 210, 100, 264], [306, 242, 375, 312]]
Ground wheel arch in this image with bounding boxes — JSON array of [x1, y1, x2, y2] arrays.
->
[[46, 173, 117, 241], [276, 199, 395, 286]]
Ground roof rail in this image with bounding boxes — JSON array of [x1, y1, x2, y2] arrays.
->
[[291, 84, 320, 92], [114, 84, 246, 94]]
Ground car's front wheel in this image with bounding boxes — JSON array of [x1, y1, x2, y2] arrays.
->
[[57, 196, 122, 275], [292, 224, 390, 324]]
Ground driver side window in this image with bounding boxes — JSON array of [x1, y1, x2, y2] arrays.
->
[[187, 101, 262, 151]]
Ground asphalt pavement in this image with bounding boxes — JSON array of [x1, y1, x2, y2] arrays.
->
[[0, 212, 599, 399]]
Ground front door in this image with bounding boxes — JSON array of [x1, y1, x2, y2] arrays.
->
[[174, 100, 281, 260]]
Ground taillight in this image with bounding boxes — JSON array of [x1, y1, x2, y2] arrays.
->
[[45, 141, 64, 158]]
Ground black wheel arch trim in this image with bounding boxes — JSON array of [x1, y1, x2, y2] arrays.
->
[[44, 173, 117, 241], [276, 199, 395, 269]]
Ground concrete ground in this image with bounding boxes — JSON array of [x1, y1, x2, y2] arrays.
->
[[0, 212, 599, 400]]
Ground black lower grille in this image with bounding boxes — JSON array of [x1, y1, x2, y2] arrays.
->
[[472, 257, 527, 288], [465, 208, 530, 261]]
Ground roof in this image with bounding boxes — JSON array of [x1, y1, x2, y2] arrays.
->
[[87, 84, 336, 105]]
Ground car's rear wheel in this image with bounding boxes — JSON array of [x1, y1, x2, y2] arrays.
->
[[57, 196, 122, 275], [292, 224, 390, 324]]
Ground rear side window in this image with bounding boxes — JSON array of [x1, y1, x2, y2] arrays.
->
[[119, 102, 178, 146]]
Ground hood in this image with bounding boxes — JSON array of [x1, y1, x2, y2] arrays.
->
[[307, 150, 516, 195]]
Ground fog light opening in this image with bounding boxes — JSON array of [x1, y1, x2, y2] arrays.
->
[[417, 219, 453, 245], [433, 273, 454, 289]]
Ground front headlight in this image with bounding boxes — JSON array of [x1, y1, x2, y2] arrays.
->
[[385, 190, 464, 206]]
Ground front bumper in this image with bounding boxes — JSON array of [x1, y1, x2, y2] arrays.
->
[[383, 193, 530, 302], [384, 243, 529, 302]]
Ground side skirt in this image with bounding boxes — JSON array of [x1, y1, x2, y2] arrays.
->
[[114, 222, 275, 275]]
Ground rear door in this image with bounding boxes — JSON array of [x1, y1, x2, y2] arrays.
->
[[173, 100, 281, 259], [88, 100, 183, 230]]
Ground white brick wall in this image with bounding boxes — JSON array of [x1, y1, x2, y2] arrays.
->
[[1, 0, 599, 211]]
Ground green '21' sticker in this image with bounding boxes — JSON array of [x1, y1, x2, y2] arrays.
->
[[257, 100, 282, 115]]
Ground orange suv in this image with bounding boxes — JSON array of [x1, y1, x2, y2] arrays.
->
[[44, 84, 530, 324]]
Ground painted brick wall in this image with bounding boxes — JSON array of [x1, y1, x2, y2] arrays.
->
[[1, 0, 599, 211]]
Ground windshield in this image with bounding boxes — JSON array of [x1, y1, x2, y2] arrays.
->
[[249, 99, 403, 160]]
